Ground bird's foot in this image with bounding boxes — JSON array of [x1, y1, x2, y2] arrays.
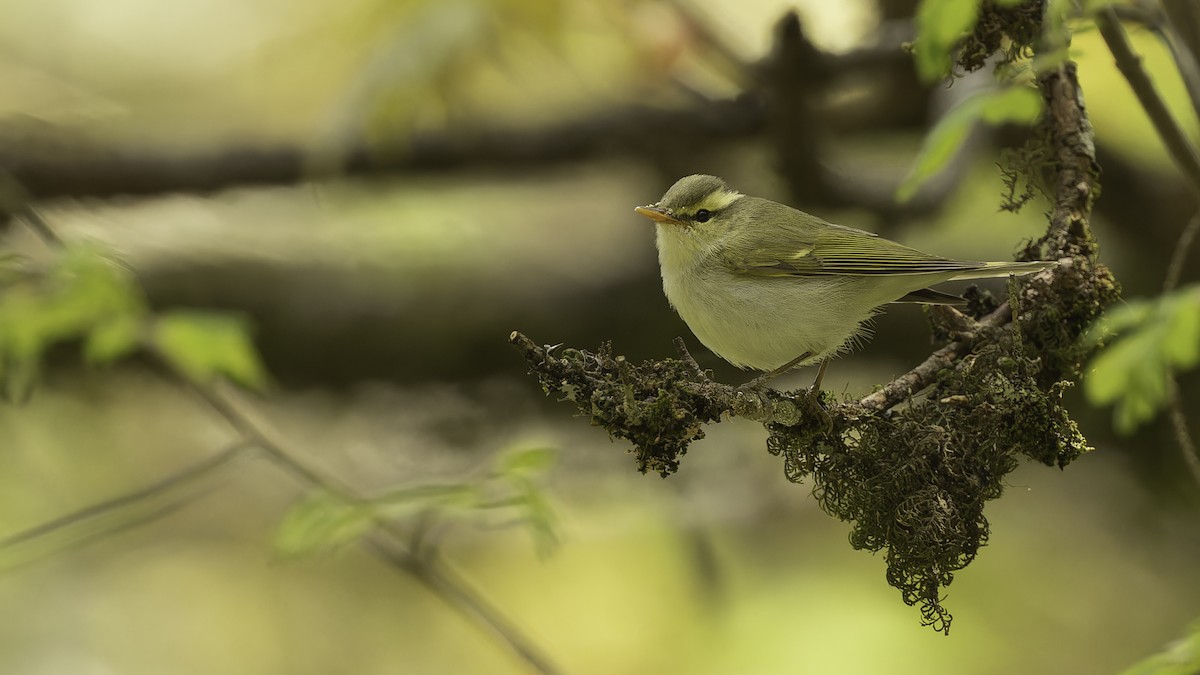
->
[[804, 383, 834, 434], [673, 337, 709, 380], [741, 351, 816, 390]]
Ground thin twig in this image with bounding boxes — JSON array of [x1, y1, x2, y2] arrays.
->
[[14, 204, 62, 248], [0, 441, 249, 566], [0, 441, 251, 553], [1110, 3, 1200, 119], [859, 304, 1011, 410], [1164, 212, 1200, 293], [167, 371, 563, 675], [1160, 8, 1200, 124], [2, 170, 59, 246], [1168, 382, 1200, 486], [1097, 7, 1200, 197], [367, 539, 563, 675], [1161, 212, 1200, 488]]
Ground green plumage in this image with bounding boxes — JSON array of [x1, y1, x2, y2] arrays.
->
[[640, 174, 1057, 372]]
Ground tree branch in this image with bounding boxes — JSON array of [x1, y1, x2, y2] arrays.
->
[[1168, 381, 1200, 487], [858, 304, 1010, 411], [1100, 8, 1200, 492], [0, 441, 252, 572], [1, 16, 958, 221], [1165, 212, 1200, 293], [1097, 7, 1200, 197], [160, 359, 565, 675], [1, 101, 762, 201]]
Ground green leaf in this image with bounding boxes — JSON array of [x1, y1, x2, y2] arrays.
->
[[0, 245, 146, 398], [372, 483, 478, 515], [978, 87, 1044, 125], [153, 311, 268, 390], [43, 246, 144, 339], [1085, 285, 1200, 433], [1087, 326, 1169, 434], [913, 0, 982, 82], [1162, 289, 1200, 368], [85, 316, 143, 365], [497, 446, 558, 475], [897, 87, 1044, 202], [274, 491, 374, 559], [1121, 620, 1200, 675], [507, 475, 559, 557], [1086, 299, 1155, 345]]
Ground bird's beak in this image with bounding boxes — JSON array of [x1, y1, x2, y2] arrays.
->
[[635, 205, 684, 226]]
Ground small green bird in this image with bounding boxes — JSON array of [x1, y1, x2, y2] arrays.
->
[[635, 174, 1055, 387]]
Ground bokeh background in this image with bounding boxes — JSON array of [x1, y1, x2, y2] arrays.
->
[[2, 0, 1199, 673]]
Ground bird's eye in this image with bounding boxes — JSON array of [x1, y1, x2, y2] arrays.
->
[[694, 209, 712, 223]]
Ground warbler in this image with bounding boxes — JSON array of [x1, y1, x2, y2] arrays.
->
[[635, 174, 1055, 387]]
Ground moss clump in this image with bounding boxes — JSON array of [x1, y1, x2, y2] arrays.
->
[[959, 0, 1043, 73], [1016, 253, 1121, 386], [515, 338, 725, 476], [767, 327, 1090, 634]]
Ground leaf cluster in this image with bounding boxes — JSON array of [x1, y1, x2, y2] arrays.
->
[[1085, 285, 1200, 433], [0, 244, 269, 398], [0, 246, 144, 399], [274, 445, 559, 559]]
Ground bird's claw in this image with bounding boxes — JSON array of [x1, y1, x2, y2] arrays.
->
[[805, 385, 834, 433]]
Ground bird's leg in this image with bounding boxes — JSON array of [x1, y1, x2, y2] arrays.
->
[[807, 359, 829, 395], [738, 353, 833, 431], [741, 351, 814, 390], [805, 359, 833, 432], [673, 337, 707, 380]]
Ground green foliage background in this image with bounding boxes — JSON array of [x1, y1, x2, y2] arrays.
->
[[1, 0, 1198, 673]]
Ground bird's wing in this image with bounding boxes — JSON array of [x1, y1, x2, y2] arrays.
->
[[727, 222, 985, 277]]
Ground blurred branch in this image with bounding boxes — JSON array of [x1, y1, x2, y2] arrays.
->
[[0, 170, 60, 246], [1100, 8, 1200, 490], [1168, 381, 1200, 487], [2, 102, 762, 201], [1097, 7, 1200, 197], [9, 207, 563, 675], [0, 441, 252, 572], [1, 13, 960, 221], [760, 11, 965, 220], [1158, 4, 1200, 123], [1165, 212, 1200, 293], [1164, 212, 1200, 486], [1110, 3, 1200, 149], [173, 375, 563, 675]]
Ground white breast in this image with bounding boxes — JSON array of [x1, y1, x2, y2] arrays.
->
[[656, 228, 876, 371]]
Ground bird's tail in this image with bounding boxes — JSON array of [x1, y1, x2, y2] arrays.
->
[[950, 260, 1058, 280]]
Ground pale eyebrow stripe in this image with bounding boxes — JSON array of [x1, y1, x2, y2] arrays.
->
[[696, 190, 743, 212]]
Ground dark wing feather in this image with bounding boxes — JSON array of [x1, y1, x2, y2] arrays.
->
[[729, 212, 987, 277], [893, 288, 967, 305]]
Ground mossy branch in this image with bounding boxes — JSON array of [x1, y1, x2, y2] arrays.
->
[[509, 243, 1111, 635]]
